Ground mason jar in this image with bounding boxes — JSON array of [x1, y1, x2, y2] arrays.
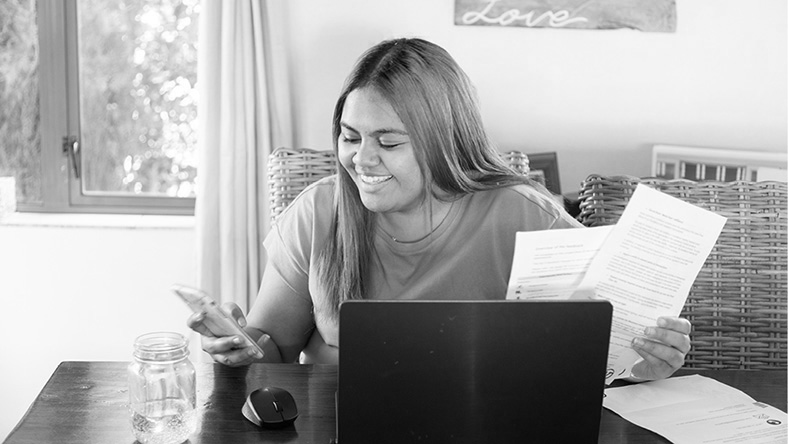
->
[[128, 332, 197, 444]]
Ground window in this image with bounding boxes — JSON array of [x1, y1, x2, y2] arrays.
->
[[0, 0, 199, 215]]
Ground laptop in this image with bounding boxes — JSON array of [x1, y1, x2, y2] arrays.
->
[[336, 299, 613, 443]]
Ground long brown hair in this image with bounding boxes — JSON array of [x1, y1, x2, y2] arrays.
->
[[316, 38, 534, 320]]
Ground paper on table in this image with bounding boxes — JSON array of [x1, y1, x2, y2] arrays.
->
[[505, 226, 613, 300], [604, 375, 788, 444], [576, 184, 726, 384]]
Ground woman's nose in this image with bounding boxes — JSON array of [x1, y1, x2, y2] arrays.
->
[[352, 139, 379, 167]]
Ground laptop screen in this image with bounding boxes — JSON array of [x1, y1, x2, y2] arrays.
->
[[337, 299, 612, 443]]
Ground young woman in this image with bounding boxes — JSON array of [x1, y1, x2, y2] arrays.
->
[[189, 38, 691, 381]]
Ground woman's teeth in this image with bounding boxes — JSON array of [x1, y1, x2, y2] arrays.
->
[[360, 175, 392, 185]]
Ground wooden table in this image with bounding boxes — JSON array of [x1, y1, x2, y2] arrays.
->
[[5, 362, 786, 444]]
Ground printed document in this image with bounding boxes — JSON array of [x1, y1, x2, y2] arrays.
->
[[505, 225, 613, 300], [506, 184, 726, 384], [604, 375, 788, 444]]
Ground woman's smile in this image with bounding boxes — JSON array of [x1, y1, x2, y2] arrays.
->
[[358, 173, 393, 186]]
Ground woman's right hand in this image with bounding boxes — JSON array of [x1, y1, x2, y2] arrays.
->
[[186, 302, 266, 367]]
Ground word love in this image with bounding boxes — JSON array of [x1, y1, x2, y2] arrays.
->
[[461, 0, 589, 28]]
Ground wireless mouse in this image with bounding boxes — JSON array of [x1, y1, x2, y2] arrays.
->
[[242, 386, 299, 428]]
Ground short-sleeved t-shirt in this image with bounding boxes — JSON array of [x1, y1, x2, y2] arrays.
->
[[263, 175, 582, 350]]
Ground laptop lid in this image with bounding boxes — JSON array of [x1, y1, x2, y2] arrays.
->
[[337, 299, 612, 443]]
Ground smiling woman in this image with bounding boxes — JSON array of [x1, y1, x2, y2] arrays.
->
[[187, 38, 693, 383], [188, 37, 582, 366]]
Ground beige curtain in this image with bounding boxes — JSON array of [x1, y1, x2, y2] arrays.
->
[[196, 0, 293, 310]]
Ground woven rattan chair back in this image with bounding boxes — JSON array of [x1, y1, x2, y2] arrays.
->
[[577, 174, 787, 370], [267, 148, 338, 221], [267, 148, 531, 221]]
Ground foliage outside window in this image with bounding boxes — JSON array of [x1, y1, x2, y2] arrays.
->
[[0, 0, 199, 214], [0, 0, 41, 204]]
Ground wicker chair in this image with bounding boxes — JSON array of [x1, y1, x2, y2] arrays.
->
[[267, 147, 531, 221], [577, 174, 787, 370], [267, 148, 338, 221]]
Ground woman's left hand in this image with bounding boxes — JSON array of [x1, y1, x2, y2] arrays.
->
[[630, 316, 692, 381]]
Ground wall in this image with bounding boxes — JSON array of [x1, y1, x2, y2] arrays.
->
[[0, 216, 198, 440], [280, 0, 787, 194]]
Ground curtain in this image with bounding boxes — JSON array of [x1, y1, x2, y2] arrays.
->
[[195, 0, 293, 311]]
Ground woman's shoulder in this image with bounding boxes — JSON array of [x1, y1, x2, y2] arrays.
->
[[292, 174, 336, 200], [485, 183, 562, 213], [277, 175, 336, 213], [272, 175, 337, 230], [470, 183, 580, 228]]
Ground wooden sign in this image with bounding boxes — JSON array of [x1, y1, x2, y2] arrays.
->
[[455, 0, 676, 33]]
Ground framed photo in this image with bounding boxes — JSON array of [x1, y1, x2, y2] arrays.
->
[[527, 152, 561, 195]]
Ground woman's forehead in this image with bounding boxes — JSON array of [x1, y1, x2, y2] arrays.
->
[[341, 88, 407, 135]]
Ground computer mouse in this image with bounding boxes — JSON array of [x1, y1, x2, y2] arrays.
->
[[242, 386, 299, 428]]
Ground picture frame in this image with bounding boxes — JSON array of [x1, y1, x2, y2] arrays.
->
[[526, 152, 561, 195]]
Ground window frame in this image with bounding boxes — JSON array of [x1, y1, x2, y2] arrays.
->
[[23, 0, 195, 215]]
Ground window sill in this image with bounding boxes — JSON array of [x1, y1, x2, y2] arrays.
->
[[0, 212, 195, 229]]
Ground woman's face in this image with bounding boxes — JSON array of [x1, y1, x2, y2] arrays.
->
[[338, 87, 426, 215]]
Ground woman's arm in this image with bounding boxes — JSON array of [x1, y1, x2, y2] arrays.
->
[[245, 259, 315, 364], [188, 260, 315, 365]]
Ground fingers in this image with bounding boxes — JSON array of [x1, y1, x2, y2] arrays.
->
[[637, 316, 692, 356], [202, 334, 265, 367], [657, 316, 692, 335], [643, 324, 691, 355], [221, 302, 247, 328], [632, 336, 686, 371], [201, 334, 240, 354], [189, 302, 250, 337], [216, 335, 271, 366], [629, 353, 675, 381], [212, 347, 263, 367], [629, 316, 692, 380], [186, 311, 214, 337]]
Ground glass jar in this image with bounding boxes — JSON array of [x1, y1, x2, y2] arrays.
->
[[128, 332, 197, 444]]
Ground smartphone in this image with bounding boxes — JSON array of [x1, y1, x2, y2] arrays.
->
[[172, 284, 265, 357]]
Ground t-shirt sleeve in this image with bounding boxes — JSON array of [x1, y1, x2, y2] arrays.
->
[[263, 224, 311, 298], [262, 178, 335, 299]]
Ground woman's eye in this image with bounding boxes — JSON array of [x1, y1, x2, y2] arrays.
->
[[379, 138, 406, 149], [341, 135, 360, 144]]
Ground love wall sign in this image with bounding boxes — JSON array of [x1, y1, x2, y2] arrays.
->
[[455, 0, 676, 32]]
